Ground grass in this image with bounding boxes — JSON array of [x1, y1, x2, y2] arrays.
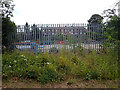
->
[[2, 47, 119, 87]]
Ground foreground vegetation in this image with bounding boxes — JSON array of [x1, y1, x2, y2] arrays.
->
[[2, 48, 119, 86]]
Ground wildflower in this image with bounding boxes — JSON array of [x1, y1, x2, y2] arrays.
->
[[47, 62, 51, 64], [14, 60, 16, 63], [24, 59, 27, 61], [21, 55, 25, 58], [9, 65, 11, 67]]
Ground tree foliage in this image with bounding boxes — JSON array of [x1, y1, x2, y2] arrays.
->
[[1, 0, 16, 52], [88, 14, 103, 24], [0, 0, 15, 18], [102, 9, 120, 48], [88, 14, 104, 41]]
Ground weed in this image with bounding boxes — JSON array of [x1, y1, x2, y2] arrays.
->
[[2, 48, 119, 84]]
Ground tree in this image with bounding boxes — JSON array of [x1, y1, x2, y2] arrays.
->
[[2, 18, 16, 48], [102, 8, 120, 45], [102, 8, 120, 78], [88, 14, 104, 41], [1, 0, 16, 52], [88, 14, 103, 24], [103, 15, 120, 48], [104, 15, 120, 41], [0, 0, 15, 18]]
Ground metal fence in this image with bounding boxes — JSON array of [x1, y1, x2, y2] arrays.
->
[[12, 23, 105, 53]]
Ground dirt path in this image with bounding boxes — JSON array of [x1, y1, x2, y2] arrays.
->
[[2, 78, 118, 88]]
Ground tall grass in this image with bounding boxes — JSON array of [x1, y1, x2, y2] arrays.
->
[[2, 48, 119, 84]]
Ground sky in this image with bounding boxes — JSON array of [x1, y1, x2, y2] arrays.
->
[[11, 0, 119, 25]]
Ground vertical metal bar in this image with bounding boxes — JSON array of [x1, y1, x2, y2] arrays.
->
[[44, 24, 45, 53], [81, 23, 83, 49], [95, 24, 96, 51], [29, 24, 31, 53], [89, 23, 91, 51], [68, 24, 70, 50], [87, 23, 90, 50], [53, 24, 55, 52], [79, 23, 81, 48], [57, 24, 60, 49], [59, 24, 60, 50], [69, 24, 71, 50], [40, 24, 42, 53], [47, 25, 48, 52], [50, 24, 51, 52], [97, 24, 99, 51], [78, 24, 80, 48], [79, 23, 80, 47], [65, 25, 67, 50], [23, 25, 25, 51], [31, 24, 33, 52], [42, 24, 43, 53], [35, 24, 37, 54], [55, 24, 58, 49], [82, 23, 84, 49], [45, 24, 47, 53], [38, 24, 40, 53], [90, 24, 92, 50], [28, 25, 29, 50], [49, 24, 51, 52], [72, 25, 74, 50], [53, 24, 56, 52], [101, 24, 104, 51], [73, 25, 75, 51], [73, 24, 75, 51], [62, 24, 63, 49], [93, 24, 95, 50], [67, 24, 69, 50]]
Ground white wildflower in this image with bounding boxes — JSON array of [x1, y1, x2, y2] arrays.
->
[[47, 62, 51, 64], [9, 65, 11, 67], [21, 55, 25, 58], [14, 60, 16, 63], [24, 59, 27, 61]]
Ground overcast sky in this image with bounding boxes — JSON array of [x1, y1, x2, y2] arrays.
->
[[11, 0, 119, 25]]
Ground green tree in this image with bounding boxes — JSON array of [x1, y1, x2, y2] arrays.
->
[[103, 15, 120, 48], [88, 14, 104, 41], [88, 14, 103, 24], [1, 0, 16, 52], [102, 8, 120, 47], [102, 8, 120, 78], [2, 18, 16, 48]]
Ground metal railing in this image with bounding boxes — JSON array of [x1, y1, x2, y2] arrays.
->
[[12, 23, 105, 53]]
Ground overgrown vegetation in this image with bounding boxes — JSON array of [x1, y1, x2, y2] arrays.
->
[[2, 48, 119, 84]]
